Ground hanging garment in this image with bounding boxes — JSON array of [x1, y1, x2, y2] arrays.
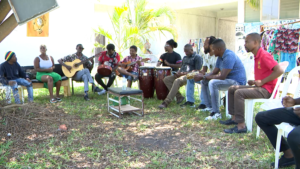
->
[[261, 30, 273, 51], [268, 30, 280, 62], [280, 52, 297, 72], [275, 28, 300, 53]]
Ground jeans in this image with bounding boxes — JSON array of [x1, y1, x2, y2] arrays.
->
[[255, 108, 300, 168], [202, 79, 239, 113], [73, 68, 94, 92], [8, 78, 33, 104], [95, 73, 116, 91], [121, 72, 138, 81], [186, 79, 204, 104]]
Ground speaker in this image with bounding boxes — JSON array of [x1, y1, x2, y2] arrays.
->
[[8, 0, 59, 25]]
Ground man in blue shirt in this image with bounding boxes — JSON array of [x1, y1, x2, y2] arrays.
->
[[194, 39, 246, 120], [0, 51, 33, 104]]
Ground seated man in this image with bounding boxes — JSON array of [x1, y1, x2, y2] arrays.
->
[[220, 33, 284, 134], [0, 51, 33, 103], [95, 44, 120, 93], [117, 45, 142, 88], [58, 44, 101, 101], [255, 96, 300, 168], [194, 39, 247, 120], [182, 36, 217, 108], [158, 44, 203, 109]]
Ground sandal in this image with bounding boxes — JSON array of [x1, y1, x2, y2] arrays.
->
[[50, 98, 57, 103], [56, 97, 62, 102]]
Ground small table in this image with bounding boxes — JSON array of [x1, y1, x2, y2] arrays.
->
[[107, 87, 144, 118]]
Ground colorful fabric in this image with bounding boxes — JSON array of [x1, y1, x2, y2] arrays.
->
[[261, 30, 273, 51], [62, 53, 92, 68], [5, 51, 15, 61], [281, 52, 297, 72], [98, 51, 120, 68], [36, 72, 62, 88], [254, 48, 278, 94], [121, 55, 144, 73], [267, 30, 280, 62], [275, 28, 300, 53]]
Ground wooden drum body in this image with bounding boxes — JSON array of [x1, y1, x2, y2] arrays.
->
[[154, 66, 171, 100], [97, 65, 112, 76], [138, 66, 155, 98]]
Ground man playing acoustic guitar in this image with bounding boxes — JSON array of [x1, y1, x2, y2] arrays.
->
[[58, 44, 102, 101], [118, 45, 143, 88]]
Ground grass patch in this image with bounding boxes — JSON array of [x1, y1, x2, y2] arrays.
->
[[0, 83, 295, 168]]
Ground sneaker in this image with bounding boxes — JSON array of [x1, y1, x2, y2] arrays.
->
[[50, 98, 57, 103], [93, 86, 102, 93], [196, 104, 206, 110], [180, 101, 195, 108], [219, 119, 238, 125], [97, 89, 106, 95], [224, 126, 247, 134], [158, 102, 168, 109], [205, 112, 222, 121], [84, 95, 90, 101], [270, 155, 295, 168], [55, 97, 62, 102], [176, 96, 185, 104]]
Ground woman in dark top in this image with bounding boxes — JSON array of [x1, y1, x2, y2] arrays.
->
[[157, 39, 182, 71]]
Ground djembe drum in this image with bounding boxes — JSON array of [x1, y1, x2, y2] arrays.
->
[[138, 66, 155, 98], [154, 66, 171, 100]]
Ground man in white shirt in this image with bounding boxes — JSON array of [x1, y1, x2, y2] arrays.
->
[[181, 36, 217, 109]]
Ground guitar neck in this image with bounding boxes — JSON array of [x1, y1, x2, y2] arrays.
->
[[77, 56, 95, 65]]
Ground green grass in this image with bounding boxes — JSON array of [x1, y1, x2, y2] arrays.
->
[[0, 83, 296, 168]]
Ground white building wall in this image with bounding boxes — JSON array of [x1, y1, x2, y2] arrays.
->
[[0, 0, 95, 66]]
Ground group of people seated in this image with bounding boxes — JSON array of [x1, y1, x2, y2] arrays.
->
[[0, 33, 299, 168], [155, 34, 299, 168], [0, 43, 144, 103]]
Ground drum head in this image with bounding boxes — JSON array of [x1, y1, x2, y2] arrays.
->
[[97, 68, 112, 76], [139, 66, 155, 69], [155, 66, 171, 70]]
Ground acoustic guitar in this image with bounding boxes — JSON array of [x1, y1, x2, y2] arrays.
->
[[115, 58, 151, 76], [62, 55, 95, 78]]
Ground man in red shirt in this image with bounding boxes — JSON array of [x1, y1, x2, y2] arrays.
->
[[95, 44, 120, 94], [220, 33, 284, 134]]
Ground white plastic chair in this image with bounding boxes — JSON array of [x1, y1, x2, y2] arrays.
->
[[257, 66, 300, 138], [0, 84, 24, 104], [244, 61, 289, 132]]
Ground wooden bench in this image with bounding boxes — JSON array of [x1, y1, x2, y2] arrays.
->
[[21, 64, 71, 97]]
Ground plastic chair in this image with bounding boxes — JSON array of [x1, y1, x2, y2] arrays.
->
[[0, 85, 24, 104], [244, 61, 289, 132], [257, 66, 300, 138]]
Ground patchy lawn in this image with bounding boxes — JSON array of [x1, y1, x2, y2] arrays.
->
[[0, 84, 295, 168]]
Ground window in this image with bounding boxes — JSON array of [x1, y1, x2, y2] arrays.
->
[[280, 0, 299, 19], [261, 0, 279, 21]]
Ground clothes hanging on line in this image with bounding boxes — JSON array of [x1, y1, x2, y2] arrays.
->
[[275, 28, 300, 53], [281, 52, 297, 72]]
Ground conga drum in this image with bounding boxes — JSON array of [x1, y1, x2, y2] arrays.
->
[[154, 66, 171, 100], [138, 66, 155, 98]]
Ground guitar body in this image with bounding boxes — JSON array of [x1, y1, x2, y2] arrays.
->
[[62, 59, 84, 77], [116, 61, 134, 76]]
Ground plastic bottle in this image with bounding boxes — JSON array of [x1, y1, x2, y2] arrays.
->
[[122, 76, 127, 90]]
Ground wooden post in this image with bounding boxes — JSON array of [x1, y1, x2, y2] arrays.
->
[[0, 14, 17, 43], [0, 0, 11, 23]]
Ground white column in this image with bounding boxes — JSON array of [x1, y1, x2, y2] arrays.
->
[[238, 0, 245, 23]]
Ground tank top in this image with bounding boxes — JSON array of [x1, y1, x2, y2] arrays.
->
[[39, 56, 53, 69]]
